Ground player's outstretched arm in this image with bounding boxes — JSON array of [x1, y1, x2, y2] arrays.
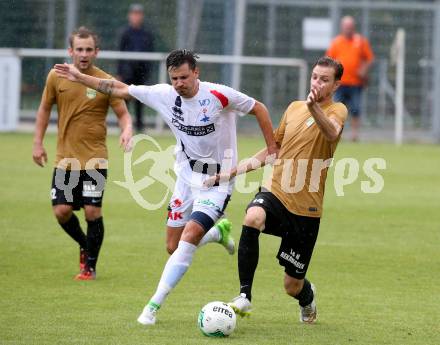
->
[[248, 101, 278, 158], [54, 63, 131, 99], [203, 147, 275, 187]]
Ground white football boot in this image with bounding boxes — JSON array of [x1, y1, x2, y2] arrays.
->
[[229, 293, 252, 317], [299, 283, 317, 324], [137, 302, 159, 325]]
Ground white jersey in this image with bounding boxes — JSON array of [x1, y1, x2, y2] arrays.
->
[[128, 81, 255, 186]]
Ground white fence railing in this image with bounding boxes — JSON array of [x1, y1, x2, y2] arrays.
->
[[0, 48, 308, 132]]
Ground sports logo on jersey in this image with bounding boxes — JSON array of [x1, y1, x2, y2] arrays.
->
[[198, 98, 210, 107], [175, 96, 182, 107], [305, 117, 315, 128], [199, 107, 210, 123], [200, 114, 210, 123], [173, 106, 183, 115], [172, 106, 184, 121], [172, 96, 184, 121], [171, 119, 215, 136], [86, 88, 97, 99]]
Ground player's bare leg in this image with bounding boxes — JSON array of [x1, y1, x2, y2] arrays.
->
[[198, 218, 235, 254], [166, 225, 185, 254], [284, 275, 317, 323]]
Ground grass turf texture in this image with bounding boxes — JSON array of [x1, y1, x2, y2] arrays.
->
[[0, 132, 439, 345]]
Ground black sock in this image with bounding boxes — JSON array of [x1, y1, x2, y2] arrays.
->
[[59, 213, 87, 249], [86, 217, 104, 271], [294, 279, 314, 307], [238, 225, 260, 301]]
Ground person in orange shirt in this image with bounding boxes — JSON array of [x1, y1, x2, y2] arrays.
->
[[326, 16, 374, 141]]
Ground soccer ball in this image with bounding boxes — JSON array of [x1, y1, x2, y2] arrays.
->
[[198, 301, 236, 337]]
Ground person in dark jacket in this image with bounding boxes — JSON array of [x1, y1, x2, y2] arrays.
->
[[117, 3, 154, 132]]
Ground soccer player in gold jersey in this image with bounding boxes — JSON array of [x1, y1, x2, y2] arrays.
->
[[208, 56, 347, 323], [32, 27, 132, 280]]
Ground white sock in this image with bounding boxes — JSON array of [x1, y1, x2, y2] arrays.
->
[[198, 225, 221, 248], [149, 241, 197, 307]]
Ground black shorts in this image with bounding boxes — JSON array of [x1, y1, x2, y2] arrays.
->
[[51, 168, 107, 210], [246, 188, 320, 279]]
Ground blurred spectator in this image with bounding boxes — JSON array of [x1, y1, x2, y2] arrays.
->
[[326, 16, 374, 141], [117, 3, 154, 132]]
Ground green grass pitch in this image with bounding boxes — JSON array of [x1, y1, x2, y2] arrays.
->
[[0, 132, 439, 345]]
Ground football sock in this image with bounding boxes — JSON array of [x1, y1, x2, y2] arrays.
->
[[294, 279, 314, 307], [149, 241, 197, 307], [198, 225, 221, 247], [86, 217, 104, 271], [59, 213, 87, 249], [238, 225, 260, 301]]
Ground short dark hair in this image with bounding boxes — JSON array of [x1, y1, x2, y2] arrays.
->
[[313, 56, 344, 81], [166, 49, 199, 70], [69, 26, 99, 49]]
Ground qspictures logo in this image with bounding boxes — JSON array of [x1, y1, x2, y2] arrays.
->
[[53, 135, 386, 211], [113, 134, 175, 210], [111, 134, 387, 210]]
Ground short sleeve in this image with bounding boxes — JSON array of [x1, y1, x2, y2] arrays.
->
[[41, 70, 57, 108], [274, 102, 297, 144], [274, 113, 287, 145], [128, 84, 171, 109], [326, 37, 338, 58], [212, 84, 256, 116], [328, 103, 348, 126]]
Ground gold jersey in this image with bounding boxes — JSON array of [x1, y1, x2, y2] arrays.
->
[[264, 101, 347, 217], [41, 66, 124, 170]]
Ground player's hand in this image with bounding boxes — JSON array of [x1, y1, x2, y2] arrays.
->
[[32, 143, 47, 167], [203, 174, 220, 188], [119, 126, 133, 152], [203, 172, 234, 187], [54, 63, 81, 82], [266, 143, 279, 161], [306, 87, 320, 106]]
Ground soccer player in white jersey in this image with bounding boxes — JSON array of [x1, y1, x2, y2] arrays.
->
[[54, 49, 278, 325]]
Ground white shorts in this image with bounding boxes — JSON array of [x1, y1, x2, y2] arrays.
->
[[166, 175, 231, 228]]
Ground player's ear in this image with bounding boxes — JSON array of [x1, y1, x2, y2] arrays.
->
[[194, 66, 200, 77], [68, 47, 74, 57], [95, 47, 100, 56], [333, 80, 341, 93]]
